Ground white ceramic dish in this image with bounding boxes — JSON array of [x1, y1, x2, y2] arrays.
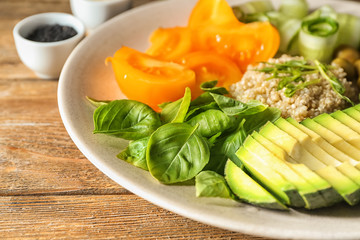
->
[[58, 0, 360, 239], [13, 12, 85, 79], [70, 0, 132, 32]]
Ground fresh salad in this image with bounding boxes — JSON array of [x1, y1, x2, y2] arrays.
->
[[89, 0, 360, 211]]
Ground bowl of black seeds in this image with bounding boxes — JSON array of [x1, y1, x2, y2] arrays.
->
[[13, 12, 85, 79], [26, 24, 78, 43]]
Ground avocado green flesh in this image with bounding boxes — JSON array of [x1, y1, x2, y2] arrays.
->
[[259, 122, 325, 170], [225, 106, 360, 209], [236, 147, 300, 207], [260, 121, 360, 206], [275, 118, 342, 167], [337, 162, 360, 186], [343, 189, 360, 206], [273, 118, 345, 207], [224, 160, 287, 210], [313, 114, 360, 150], [276, 117, 360, 189], [316, 166, 360, 206], [301, 118, 360, 162], [286, 117, 359, 205], [331, 110, 360, 135], [353, 104, 360, 111], [243, 135, 327, 209], [286, 117, 359, 165], [280, 162, 342, 206], [343, 107, 360, 122], [251, 131, 333, 195]]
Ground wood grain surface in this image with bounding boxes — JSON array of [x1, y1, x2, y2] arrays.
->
[[0, 0, 271, 239], [6, 0, 358, 239]]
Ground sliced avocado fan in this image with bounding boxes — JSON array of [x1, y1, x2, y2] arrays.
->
[[225, 160, 287, 210], [260, 121, 360, 206]]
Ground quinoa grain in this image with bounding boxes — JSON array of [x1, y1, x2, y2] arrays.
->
[[229, 55, 359, 122]]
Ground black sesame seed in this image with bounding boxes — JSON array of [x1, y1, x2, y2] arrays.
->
[[26, 24, 77, 42]]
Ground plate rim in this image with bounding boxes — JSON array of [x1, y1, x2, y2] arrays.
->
[[58, 0, 360, 239]]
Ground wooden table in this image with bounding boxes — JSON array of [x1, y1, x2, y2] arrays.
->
[[5, 0, 359, 239], [0, 0, 271, 239]]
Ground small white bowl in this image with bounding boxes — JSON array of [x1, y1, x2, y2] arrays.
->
[[13, 12, 85, 79], [70, 0, 132, 32]]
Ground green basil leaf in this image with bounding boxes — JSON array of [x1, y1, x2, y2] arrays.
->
[[160, 87, 191, 123], [93, 100, 161, 140], [195, 171, 234, 199], [243, 107, 281, 134], [204, 120, 247, 174], [238, 100, 268, 117], [208, 132, 222, 148], [210, 93, 247, 116], [117, 137, 149, 170], [210, 93, 267, 116], [185, 102, 219, 121], [190, 92, 215, 106], [221, 123, 247, 168], [146, 123, 210, 184], [200, 80, 217, 89], [158, 101, 172, 110], [186, 109, 234, 138], [185, 92, 219, 120], [200, 80, 229, 95]]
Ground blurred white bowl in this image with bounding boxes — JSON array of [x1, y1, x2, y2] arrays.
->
[[13, 12, 85, 79], [70, 0, 132, 31]]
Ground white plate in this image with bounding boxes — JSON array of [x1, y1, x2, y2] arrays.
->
[[58, 0, 360, 239]]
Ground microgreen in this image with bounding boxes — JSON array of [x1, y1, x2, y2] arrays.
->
[[314, 60, 354, 105]]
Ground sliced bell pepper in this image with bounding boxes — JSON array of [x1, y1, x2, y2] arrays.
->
[[192, 21, 280, 72], [187, 0, 279, 72], [106, 46, 196, 111], [146, 27, 192, 61], [240, 21, 280, 65], [188, 0, 243, 29]]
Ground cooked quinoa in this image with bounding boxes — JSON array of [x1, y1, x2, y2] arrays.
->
[[229, 55, 359, 122]]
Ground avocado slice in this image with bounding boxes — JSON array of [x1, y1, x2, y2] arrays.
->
[[259, 122, 324, 169], [313, 113, 360, 150], [275, 118, 342, 166], [244, 135, 327, 209], [224, 160, 288, 210], [236, 146, 299, 207], [301, 118, 360, 162], [343, 107, 360, 122], [315, 165, 360, 206], [259, 121, 359, 206], [353, 104, 360, 111], [337, 161, 360, 186], [252, 131, 340, 206], [287, 117, 359, 165], [331, 110, 360, 135], [279, 118, 360, 188]]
